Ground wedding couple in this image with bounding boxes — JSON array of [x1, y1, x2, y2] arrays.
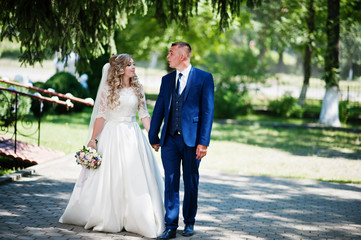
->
[[59, 42, 214, 239]]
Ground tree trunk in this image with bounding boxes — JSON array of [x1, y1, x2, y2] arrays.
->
[[296, 53, 303, 72], [258, 46, 267, 61], [258, 27, 267, 61], [319, 0, 341, 126], [319, 86, 341, 126], [348, 56, 353, 81], [277, 51, 285, 72], [298, 43, 311, 106], [298, 0, 315, 107]]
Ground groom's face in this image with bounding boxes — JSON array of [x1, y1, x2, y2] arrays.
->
[[167, 46, 182, 69]]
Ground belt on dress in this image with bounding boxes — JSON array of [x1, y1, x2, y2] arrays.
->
[[109, 116, 136, 123]]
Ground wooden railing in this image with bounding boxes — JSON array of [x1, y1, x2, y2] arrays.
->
[[0, 79, 93, 106], [0, 86, 73, 107]]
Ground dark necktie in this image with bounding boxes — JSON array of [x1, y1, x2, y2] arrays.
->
[[176, 73, 183, 95]]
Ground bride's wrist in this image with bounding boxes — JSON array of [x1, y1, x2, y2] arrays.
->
[[90, 139, 96, 143]]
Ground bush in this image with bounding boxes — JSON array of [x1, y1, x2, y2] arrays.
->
[[214, 80, 252, 119], [347, 105, 361, 123], [268, 92, 305, 118], [44, 72, 90, 114], [0, 49, 21, 59], [0, 39, 21, 59], [339, 101, 350, 123], [30, 81, 53, 117]]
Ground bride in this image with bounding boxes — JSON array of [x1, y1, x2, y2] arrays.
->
[[59, 54, 165, 238]]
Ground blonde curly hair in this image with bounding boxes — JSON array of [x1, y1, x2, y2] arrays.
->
[[106, 54, 145, 110]]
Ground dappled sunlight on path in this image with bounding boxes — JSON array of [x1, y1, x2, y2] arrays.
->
[[0, 155, 360, 239]]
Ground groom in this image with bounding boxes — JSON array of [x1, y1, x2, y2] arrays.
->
[[149, 42, 214, 239]]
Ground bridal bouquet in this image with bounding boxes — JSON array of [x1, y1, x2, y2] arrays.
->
[[75, 146, 102, 169]]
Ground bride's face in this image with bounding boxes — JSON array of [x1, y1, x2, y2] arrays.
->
[[123, 59, 135, 80]]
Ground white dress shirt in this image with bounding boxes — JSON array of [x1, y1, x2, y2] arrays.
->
[[176, 64, 192, 95]]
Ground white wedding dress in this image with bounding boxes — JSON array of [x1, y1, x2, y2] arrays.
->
[[59, 87, 165, 238]]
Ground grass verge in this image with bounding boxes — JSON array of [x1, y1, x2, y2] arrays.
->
[[5, 107, 361, 183]]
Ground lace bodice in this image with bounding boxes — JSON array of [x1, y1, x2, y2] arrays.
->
[[96, 87, 150, 120]]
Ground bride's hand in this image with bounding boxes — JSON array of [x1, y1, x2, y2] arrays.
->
[[87, 140, 97, 149]]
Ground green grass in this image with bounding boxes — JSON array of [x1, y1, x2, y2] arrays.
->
[[203, 140, 361, 184], [211, 121, 360, 159], [13, 108, 91, 154], [0, 168, 19, 176], [233, 113, 316, 124], [206, 121, 361, 183], [8, 107, 361, 183]]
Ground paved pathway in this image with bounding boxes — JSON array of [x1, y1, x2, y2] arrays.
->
[[1, 155, 361, 240]]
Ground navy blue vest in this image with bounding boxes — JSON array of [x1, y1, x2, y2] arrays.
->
[[167, 86, 184, 135]]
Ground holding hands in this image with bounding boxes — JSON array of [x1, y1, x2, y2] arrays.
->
[[151, 144, 160, 152], [151, 143, 207, 160]]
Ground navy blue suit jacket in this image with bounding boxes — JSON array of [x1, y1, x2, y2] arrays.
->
[[149, 67, 214, 147]]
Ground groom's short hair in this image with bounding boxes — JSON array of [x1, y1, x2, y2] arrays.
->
[[172, 42, 192, 58]]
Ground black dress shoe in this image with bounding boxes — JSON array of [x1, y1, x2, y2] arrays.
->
[[182, 224, 194, 237], [157, 228, 177, 239]]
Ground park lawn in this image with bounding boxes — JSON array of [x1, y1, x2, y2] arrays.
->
[[9, 107, 361, 183], [207, 122, 361, 183], [12, 108, 91, 155]]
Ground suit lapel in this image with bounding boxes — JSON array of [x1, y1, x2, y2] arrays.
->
[[167, 71, 176, 110], [183, 67, 194, 102]]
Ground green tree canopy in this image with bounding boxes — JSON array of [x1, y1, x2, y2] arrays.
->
[[0, 0, 260, 71], [0, 0, 146, 70]]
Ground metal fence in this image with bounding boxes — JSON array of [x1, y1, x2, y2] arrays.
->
[[0, 78, 93, 154], [249, 81, 361, 107]]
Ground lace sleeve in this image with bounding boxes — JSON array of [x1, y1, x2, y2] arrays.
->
[[138, 92, 150, 119], [96, 88, 108, 119]]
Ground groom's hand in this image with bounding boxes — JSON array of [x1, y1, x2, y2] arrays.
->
[[196, 144, 208, 160], [152, 144, 160, 152]]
